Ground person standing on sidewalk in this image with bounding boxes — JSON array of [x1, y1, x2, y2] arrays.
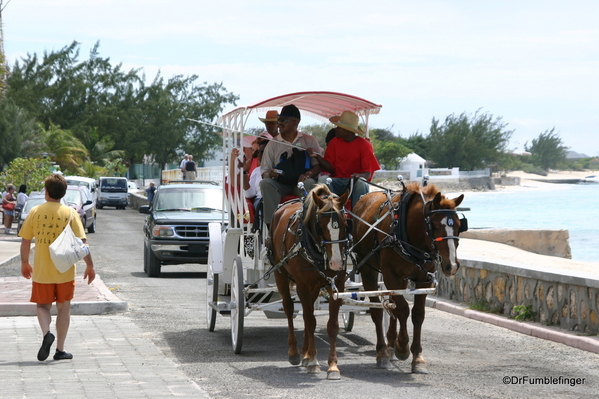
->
[[19, 174, 96, 361]]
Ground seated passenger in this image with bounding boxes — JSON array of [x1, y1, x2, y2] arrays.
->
[[259, 104, 322, 227], [309, 111, 380, 208]]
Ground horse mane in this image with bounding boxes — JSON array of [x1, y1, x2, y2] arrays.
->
[[303, 184, 338, 225], [402, 182, 456, 209]]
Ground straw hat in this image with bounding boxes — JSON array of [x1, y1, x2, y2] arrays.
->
[[259, 110, 279, 123], [329, 111, 365, 136]]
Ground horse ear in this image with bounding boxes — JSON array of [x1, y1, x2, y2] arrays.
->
[[451, 194, 464, 208], [337, 189, 350, 207], [312, 189, 325, 208], [432, 192, 443, 208]]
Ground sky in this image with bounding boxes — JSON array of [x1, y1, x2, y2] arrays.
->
[[3, 0, 599, 157]]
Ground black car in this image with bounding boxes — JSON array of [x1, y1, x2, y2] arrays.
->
[[140, 182, 227, 277]]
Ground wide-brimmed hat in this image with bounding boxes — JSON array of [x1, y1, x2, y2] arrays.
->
[[329, 111, 364, 136], [259, 110, 279, 123]]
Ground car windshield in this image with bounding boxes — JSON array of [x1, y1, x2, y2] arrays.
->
[[64, 189, 82, 206], [23, 198, 46, 213], [154, 188, 225, 212]]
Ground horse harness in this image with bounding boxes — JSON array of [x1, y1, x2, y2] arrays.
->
[[349, 189, 468, 284], [267, 197, 352, 291]]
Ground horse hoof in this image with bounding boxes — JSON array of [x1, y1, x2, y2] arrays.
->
[[307, 365, 321, 374], [289, 355, 301, 365], [327, 370, 341, 380], [394, 348, 410, 361], [301, 358, 310, 367], [376, 357, 391, 369], [412, 363, 429, 374]]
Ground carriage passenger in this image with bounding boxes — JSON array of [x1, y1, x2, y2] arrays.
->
[[309, 111, 380, 208], [259, 104, 322, 227]]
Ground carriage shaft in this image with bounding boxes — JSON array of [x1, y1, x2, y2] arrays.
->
[[333, 287, 436, 300]]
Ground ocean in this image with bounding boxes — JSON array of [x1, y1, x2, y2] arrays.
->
[[455, 182, 599, 263]]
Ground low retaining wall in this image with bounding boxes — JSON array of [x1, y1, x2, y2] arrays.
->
[[436, 260, 599, 335], [461, 229, 572, 258], [436, 230, 598, 334], [129, 193, 149, 210]]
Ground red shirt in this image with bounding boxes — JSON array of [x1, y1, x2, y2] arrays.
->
[[324, 137, 380, 180]]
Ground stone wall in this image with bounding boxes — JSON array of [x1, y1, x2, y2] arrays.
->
[[436, 258, 599, 335], [461, 229, 572, 258], [128, 193, 149, 210]]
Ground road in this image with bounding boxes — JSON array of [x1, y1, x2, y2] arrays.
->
[[91, 207, 598, 399]]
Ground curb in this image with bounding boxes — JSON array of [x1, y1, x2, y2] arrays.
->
[[0, 300, 129, 317], [426, 296, 599, 354]]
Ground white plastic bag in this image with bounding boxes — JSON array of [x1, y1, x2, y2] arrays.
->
[[49, 212, 89, 273]]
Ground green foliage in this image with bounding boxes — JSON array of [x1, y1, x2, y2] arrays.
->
[[301, 123, 333, 150], [512, 305, 535, 321], [520, 163, 547, 176], [469, 298, 502, 314], [5, 41, 238, 171], [427, 110, 513, 170], [524, 128, 569, 171], [38, 123, 88, 175], [0, 157, 54, 193], [0, 99, 39, 167], [370, 128, 411, 169]]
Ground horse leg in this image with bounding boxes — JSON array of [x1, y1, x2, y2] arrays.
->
[[297, 285, 321, 374], [361, 267, 390, 368], [324, 276, 344, 380], [275, 272, 301, 365], [391, 294, 411, 361], [410, 293, 429, 374]]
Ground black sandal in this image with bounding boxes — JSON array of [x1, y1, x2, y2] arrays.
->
[[53, 349, 73, 360]]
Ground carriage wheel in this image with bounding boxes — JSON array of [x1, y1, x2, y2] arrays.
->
[[206, 250, 218, 332], [342, 311, 355, 332], [230, 256, 245, 354]]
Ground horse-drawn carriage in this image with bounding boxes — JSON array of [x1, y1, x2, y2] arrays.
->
[[205, 91, 467, 378]]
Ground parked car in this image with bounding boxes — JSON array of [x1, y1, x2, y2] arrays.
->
[[64, 185, 97, 233], [65, 176, 98, 202], [139, 182, 227, 277], [17, 194, 68, 234], [97, 177, 128, 209]]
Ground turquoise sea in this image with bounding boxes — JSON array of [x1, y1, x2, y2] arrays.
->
[[456, 182, 599, 263]]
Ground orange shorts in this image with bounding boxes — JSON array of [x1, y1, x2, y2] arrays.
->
[[31, 281, 75, 304]]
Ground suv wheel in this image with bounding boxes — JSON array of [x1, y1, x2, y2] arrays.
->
[[147, 244, 162, 277]]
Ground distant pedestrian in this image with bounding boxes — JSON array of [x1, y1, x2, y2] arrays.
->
[[185, 155, 197, 181], [2, 184, 17, 234], [19, 174, 96, 361], [180, 154, 189, 180], [146, 182, 156, 202]]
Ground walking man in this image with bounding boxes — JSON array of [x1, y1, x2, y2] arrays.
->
[[19, 174, 96, 361]]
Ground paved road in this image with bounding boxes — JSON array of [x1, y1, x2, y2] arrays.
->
[[91, 207, 598, 399]]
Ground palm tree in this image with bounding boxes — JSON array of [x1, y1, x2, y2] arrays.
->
[[39, 123, 89, 175]]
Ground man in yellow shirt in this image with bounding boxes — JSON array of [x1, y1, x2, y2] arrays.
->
[[19, 174, 96, 361]]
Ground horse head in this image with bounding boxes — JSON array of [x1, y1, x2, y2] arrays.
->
[[305, 185, 350, 272], [424, 190, 465, 277]]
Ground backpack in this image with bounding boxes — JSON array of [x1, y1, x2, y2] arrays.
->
[[275, 148, 311, 186]]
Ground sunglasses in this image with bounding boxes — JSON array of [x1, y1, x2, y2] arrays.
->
[[277, 117, 289, 124]]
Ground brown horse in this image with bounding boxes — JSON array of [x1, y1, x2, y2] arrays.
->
[[352, 182, 465, 374], [270, 184, 350, 380]]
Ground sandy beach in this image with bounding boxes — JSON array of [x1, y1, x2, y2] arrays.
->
[[497, 170, 595, 192]]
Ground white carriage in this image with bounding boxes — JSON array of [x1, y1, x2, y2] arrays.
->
[[205, 91, 435, 354]]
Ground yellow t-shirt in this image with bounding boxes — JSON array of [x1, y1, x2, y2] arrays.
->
[[19, 202, 87, 284]]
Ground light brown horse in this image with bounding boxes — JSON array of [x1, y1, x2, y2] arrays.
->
[[352, 182, 465, 374], [270, 184, 350, 380]]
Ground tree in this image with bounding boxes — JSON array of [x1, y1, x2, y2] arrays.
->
[[524, 128, 569, 171], [427, 110, 512, 170], [369, 128, 411, 169], [38, 123, 88, 175], [0, 157, 54, 193], [0, 99, 38, 169], [6, 41, 238, 170]]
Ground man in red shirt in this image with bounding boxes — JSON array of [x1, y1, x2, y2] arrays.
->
[[309, 111, 380, 207]]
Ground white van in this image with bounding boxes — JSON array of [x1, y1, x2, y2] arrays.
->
[[65, 176, 98, 202], [97, 177, 129, 209]]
